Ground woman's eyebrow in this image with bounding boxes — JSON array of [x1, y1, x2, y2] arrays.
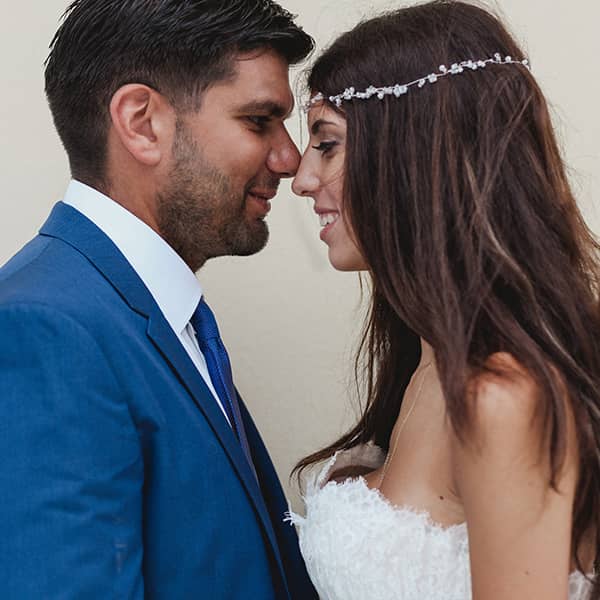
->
[[311, 119, 337, 135]]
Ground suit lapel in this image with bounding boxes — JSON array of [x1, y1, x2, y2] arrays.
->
[[241, 399, 317, 600], [39, 202, 286, 584]]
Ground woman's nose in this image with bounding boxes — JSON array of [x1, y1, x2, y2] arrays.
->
[[292, 158, 319, 197]]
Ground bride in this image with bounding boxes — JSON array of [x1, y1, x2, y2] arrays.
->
[[289, 2, 600, 599]]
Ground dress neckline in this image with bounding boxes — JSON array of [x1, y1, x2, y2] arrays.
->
[[319, 445, 464, 532], [352, 475, 468, 532], [313, 445, 593, 584]]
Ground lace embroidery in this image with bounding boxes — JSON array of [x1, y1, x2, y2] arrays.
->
[[287, 444, 592, 600]]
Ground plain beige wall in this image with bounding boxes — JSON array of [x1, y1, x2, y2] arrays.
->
[[1, 1, 598, 509]]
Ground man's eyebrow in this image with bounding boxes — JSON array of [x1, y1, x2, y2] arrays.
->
[[236, 99, 294, 119], [311, 119, 337, 135]]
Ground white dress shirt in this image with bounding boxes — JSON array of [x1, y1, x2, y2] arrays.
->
[[63, 179, 231, 424]]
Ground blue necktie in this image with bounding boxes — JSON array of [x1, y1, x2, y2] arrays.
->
[[191, 298, 256, 477]]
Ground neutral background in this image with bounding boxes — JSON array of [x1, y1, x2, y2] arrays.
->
[[1, 0, 598, 508]]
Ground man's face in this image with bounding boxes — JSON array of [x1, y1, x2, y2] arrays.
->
[[157, 49, 300, 272]]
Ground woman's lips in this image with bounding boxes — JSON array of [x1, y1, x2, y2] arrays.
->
[[317, 211, 340, 242]]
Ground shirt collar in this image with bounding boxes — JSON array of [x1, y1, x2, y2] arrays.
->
[[63, 180, 202, 334]]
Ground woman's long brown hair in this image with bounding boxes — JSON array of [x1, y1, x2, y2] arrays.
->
[[295, 0, 600, 591]]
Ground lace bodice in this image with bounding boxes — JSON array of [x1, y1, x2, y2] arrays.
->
[[287, 444, 592, 600]]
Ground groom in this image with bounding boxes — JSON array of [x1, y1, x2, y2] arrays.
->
[[0, 1, 315, 598]]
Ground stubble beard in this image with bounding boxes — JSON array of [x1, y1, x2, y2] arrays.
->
[[156, 123, 269, 272]]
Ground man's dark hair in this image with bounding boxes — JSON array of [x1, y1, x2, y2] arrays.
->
[[44, 0, 314, 188]]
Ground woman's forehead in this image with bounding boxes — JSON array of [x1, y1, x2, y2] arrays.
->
[[307, 103, 346, 130]]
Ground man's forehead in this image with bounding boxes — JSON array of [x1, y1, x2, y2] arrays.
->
[[205, 49, 294, 115], [231, 49, 289, 79]]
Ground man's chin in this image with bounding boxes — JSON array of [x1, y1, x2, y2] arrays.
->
[[224, 222, 269, 257]]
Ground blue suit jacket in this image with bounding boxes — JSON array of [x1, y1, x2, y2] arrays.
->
[[0, 203, 316, 599]]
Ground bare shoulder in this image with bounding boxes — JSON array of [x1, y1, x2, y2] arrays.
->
[[463, 352, 542, 445], [450, 351, 577, 492], [450, 360, 580, 598]]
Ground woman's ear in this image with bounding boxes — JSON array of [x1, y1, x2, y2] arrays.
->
[[109, 84, 175, 167]]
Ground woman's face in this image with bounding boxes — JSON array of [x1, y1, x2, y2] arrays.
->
[[292, 103, 368, 272]]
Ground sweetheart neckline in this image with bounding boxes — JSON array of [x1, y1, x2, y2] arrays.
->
[[318, 473, 592, 581], [291, 444, 593, 598], [324, 473, 468, 532]]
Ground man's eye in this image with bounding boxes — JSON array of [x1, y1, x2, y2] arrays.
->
[[312, 141, 338, 155], [246, 116, 271, 129]]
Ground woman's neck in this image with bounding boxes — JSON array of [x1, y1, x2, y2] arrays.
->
[[419, 338, 435, 368]]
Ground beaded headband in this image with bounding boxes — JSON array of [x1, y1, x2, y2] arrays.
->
[[305, 53, 530, 111]]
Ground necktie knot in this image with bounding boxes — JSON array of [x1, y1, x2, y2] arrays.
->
[[192, 298, 220, 343]]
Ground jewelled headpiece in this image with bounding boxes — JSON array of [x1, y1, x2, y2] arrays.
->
[[305, 53, 530, 111]]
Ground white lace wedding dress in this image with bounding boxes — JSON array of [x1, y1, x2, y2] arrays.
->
[[287, 444, 592, 600]]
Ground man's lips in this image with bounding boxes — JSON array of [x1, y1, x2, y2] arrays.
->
[[247, 189, 276, 217], [248, 189, 277, 201]]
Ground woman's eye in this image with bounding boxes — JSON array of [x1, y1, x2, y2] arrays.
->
[[312, 141, 338, 155]]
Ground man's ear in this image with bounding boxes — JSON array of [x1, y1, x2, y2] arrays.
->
[[109, 84, 174, 167]]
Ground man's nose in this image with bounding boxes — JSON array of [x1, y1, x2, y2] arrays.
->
[[267, 129, 301, 178]]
